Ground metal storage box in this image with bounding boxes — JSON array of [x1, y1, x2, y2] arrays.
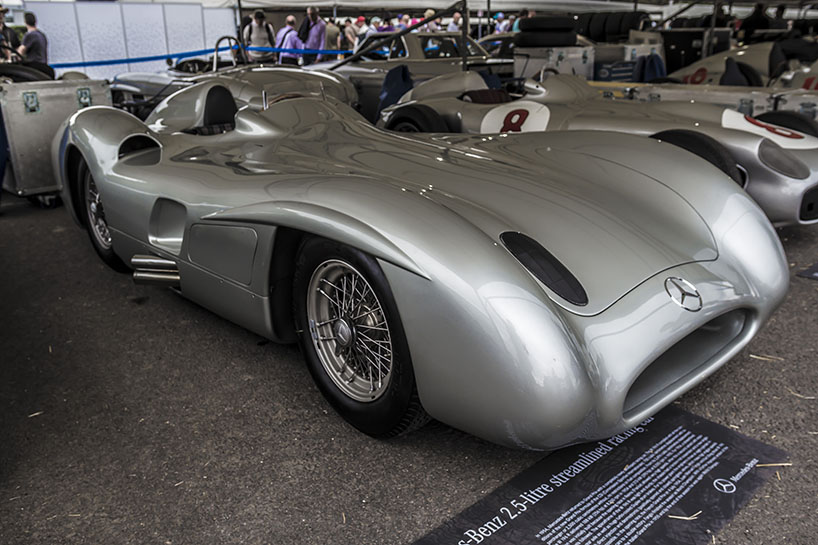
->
[[514, 46, 595, 79], [1, 79, 111, 197]]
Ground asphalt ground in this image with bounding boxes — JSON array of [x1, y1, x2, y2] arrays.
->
[[1, 194, 816, 544]]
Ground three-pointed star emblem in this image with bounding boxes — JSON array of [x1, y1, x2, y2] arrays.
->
[[664, 277, 703, 312]]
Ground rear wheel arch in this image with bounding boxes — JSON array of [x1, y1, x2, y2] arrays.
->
[[268, 226, 307, 343], [755, 111, 818, 138], [65, 144, 87, 227], [650, 129, 744, 186]]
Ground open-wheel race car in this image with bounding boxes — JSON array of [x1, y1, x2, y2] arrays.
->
[[378, 70, 818, 227], [54, 80, 788, 450]]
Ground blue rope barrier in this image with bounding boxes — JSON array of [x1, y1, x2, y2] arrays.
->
[[50, 45, 353, 69]]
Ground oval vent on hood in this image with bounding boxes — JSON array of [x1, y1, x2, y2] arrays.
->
[[500, 231, 588, 306]]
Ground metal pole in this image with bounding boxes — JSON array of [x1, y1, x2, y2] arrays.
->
[[706, 4, 717, 57], [330, 0, 465, 71], [236, 0, 244, 44], [461, 1, 469, 72]]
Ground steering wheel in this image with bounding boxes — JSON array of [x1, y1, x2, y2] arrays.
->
[[175, 58, 210, 74]]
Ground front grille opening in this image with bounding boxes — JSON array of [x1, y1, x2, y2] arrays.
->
[[623, 309, 749, 419], [801, 185, 818, 221]]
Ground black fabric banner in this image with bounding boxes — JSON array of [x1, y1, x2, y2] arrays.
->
[[414, 406, 787, 545]]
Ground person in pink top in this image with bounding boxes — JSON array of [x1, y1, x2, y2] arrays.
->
[[276, 15, 302, 65]]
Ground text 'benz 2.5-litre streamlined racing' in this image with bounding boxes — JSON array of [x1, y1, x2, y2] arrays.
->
[[54, 81, 788, 450]]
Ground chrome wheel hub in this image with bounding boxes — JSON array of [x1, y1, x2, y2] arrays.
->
[[86, 176, 112, 249], [306, 259, 393, 403]]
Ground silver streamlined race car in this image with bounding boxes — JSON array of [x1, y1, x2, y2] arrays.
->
[[378, 71, 818, 227], [111, 37, 357, 118], [53, 80, 788, 450], [667, 38, 818, 89]]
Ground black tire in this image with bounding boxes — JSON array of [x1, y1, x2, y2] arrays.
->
[[519, 16, 576, 32], [576, 13, 594, 36], [0, 63, 51, 82], [77, 157, 129, 272], [605, 12, 626, 41], [513, 31, 577, 48], [293, 236, 430, 438], [22, 61, 54, 79], [755, 111, 818, 138], [385, 104, 449, 133], [651, 130, 743, 185], [588, 12, 609, 42], [621, 11, 649, 34]]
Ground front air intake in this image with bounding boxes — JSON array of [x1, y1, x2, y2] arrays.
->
[[623, 309, 750, 419], [801, 184, 818, 221], [500, 231, 588, 306]]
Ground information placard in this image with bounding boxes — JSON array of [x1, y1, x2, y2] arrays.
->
[[414, 406, 787, 545]]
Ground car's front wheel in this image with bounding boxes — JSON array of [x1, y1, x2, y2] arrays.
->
[[385, 104, 449, 133], [293, 236, 429, 438], [78, 157, 129, 272]]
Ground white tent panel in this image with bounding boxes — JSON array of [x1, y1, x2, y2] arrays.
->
[[122, 3, 169, 74], [203, 8, 237, 58], [198, 0, 645, 11], [27, 2, 82, 66], [163, 3, 206, 56], [75, 2, 128, 79]]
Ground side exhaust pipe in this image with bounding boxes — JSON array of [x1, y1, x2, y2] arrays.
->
[[131, 254, 180, 287]]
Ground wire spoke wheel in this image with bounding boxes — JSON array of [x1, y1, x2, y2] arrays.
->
[[85, 173, 112, 250], [306, 259, 393, 402]]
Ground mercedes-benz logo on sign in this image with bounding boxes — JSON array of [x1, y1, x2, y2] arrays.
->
[[664, 277, 703, 312], [713, 478, 736, 494]]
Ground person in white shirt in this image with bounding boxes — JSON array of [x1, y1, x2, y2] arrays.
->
[[243, 10, 276, 62], [447, 12, 462, 32]]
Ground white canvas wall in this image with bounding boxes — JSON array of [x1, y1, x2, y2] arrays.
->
[[24, 1, 235, 78]]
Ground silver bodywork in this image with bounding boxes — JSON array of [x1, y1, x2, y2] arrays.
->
[[591, 79, 818, 119], [380, 71, 818, 227], [54, 81, 788, 449], [307, 32, 512, 121], [112, 64, 358, 113], [668, 40, 818, 89]]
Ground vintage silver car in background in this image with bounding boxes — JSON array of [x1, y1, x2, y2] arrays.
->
[[379, 71, 818, 227], [309, 31, 512, 121], [667, 38, 818, 88], [53, 80, 788, 449], [110, 36, 357, 118]]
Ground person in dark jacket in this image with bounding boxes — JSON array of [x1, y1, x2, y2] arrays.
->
[[740, 3, 771, 41], [0, 5, 19, 60], [17, 12, 47, 64]]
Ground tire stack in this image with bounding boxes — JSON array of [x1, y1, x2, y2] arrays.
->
[[513, 17, 578, 48], [576, 11, 651, 42]]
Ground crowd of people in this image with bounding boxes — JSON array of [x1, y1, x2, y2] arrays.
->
[[0, 6, 48, 65], [239, 6, 542, 66]]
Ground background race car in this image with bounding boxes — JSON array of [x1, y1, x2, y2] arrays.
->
[[379, 70, 818, 227]]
